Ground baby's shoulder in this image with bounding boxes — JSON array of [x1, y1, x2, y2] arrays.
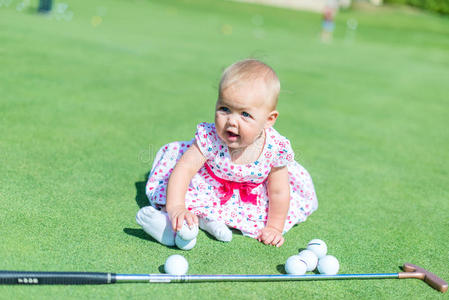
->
[[266, 127, 292, 149], [265, 127, 295, 166], [195, 122, 222, 159], [196, 122, 219, 142], [196, 122, 215, 136]]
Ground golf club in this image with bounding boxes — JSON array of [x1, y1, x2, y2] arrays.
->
[[0, 263, 446, 293]]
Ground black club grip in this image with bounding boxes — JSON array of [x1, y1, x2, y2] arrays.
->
[[0, 271, 116, 285]]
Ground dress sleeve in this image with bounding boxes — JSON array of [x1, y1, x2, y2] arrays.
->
[[194, 122, 219, 160], [271, 136, 295, 168]]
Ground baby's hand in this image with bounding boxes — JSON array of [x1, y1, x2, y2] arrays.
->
[[167, 206, 198, 232], [257, 226, 284, 247]]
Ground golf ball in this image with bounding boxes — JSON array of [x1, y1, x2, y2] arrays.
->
[[175, 234, 197, 251], [164, 254, 189, 275], [177, 222, 199, 241], [306, 239, 327, 258], [318, 255, 339, 275], [285, 255, 307, 275], [298, 249, 318, 271]]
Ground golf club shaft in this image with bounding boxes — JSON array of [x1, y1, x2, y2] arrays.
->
[[0, 271, 400, 284], [116, 273, 399, 283]]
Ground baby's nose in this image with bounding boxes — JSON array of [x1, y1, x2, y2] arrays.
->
[[227, 115, 238, 126]]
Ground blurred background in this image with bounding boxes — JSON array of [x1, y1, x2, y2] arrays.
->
[[0, 0, 448, 298]]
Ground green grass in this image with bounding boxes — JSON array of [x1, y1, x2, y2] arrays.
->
[[1, 0, 448, 298]]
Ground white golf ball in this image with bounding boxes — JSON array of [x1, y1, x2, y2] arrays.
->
[[177, 222, 199, 241], [306, 239, 327, 259], [175, 234, 197, 251], [164, 254, 189, 275], [285, 255, 307, 275], [298, 249, 318, 271], [318, 255, 339, 275]]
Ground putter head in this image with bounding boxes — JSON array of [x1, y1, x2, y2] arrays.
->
[[399, 263, 447, 293]]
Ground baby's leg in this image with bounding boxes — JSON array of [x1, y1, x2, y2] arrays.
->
[[199, 218, 232, 242], [136, 206, 176, 246]]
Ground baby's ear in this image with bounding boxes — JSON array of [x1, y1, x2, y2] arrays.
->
[[265, 110, 279, 129]]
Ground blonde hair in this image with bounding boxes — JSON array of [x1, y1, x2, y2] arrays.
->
[[218, 59, 280, 109]]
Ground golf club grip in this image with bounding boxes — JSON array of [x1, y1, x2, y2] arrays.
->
[[0, 271, 116, 285]]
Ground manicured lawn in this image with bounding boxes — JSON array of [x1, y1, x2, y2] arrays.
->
[[0, 0, 448, 298]]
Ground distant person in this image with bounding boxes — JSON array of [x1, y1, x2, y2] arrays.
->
[[136, 59, 318, 249], [38, 0, 52, 13], [321, 0, 338, 43]]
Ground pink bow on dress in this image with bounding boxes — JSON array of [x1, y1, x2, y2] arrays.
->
[[205, 164, 263, 205]]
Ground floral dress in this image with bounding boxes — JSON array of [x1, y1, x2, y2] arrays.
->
[[146, 122, 318, 238]]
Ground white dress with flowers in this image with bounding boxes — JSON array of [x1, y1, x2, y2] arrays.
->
[[146, 122, 318, 238]]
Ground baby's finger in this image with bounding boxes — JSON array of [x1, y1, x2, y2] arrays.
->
[[276, 236, 285, 247], [185, 213, 195, 228], [169, 210, 181, 231], [170, 217, 178, 231], [271, 234, 282, 247], [192, 214, 199, 225], [188, 213, 199, 226], [176, 213, 186, 231], [262, 232, 275, 245]]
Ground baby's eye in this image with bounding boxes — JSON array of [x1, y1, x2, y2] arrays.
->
[[218, 107, 230, 112], [242, 111, 251, 118]]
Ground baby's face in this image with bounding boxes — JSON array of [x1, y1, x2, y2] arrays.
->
[[215, 79, 276, 151]]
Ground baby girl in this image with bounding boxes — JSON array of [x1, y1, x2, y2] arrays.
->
[[136, 59, 317, 248]]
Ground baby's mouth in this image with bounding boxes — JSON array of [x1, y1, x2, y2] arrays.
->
[[226, 130, 239, 141]]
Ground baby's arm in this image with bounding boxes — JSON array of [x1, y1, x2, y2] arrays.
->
[[166, 142, 206, 232], [258, 166, 290, 247]]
